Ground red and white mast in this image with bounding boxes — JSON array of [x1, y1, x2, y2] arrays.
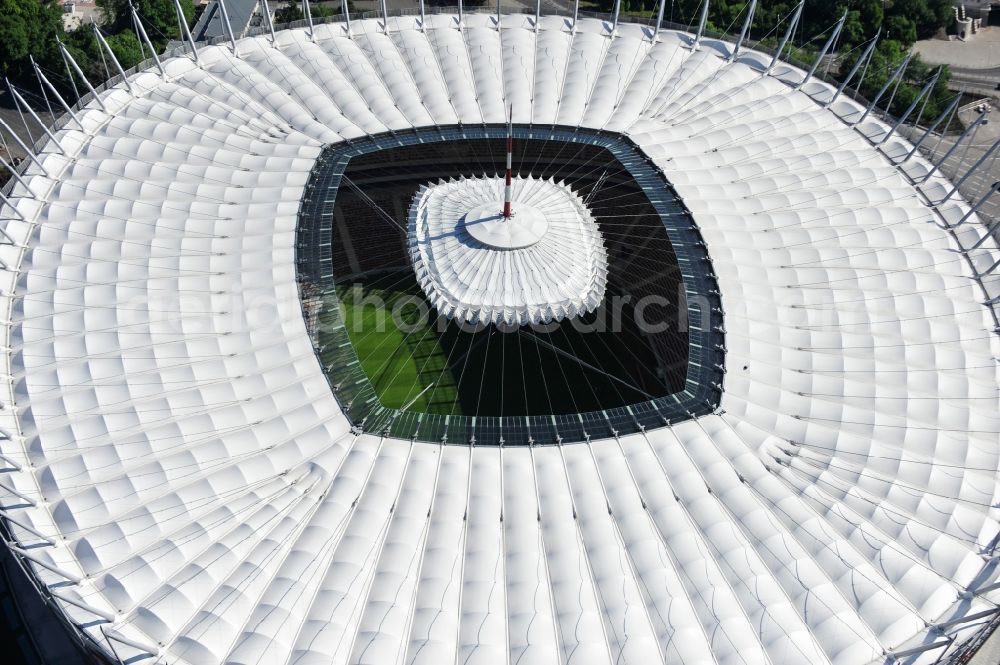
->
[[503, 104, 513, 219]]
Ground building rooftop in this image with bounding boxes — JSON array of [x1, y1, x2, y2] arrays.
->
[[190, 0, 259, 41]]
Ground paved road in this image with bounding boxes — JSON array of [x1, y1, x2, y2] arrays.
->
[[901, 103, 1000, 235], [949, 65, 1000, 98], [914, 28, 1000, 69], [952, 65, 1000, 78], [970, 622, 1000, 665], [912, 29, 1000, 96], [0, 104, 55, 163]]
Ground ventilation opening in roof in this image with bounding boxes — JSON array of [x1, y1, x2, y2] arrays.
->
[[297, 127, 723, 444]]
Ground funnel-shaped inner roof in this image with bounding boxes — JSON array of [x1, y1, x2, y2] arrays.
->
[[408, 175, 608, 327]]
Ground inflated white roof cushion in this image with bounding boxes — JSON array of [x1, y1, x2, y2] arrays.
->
[[0, 14, 997, 665]]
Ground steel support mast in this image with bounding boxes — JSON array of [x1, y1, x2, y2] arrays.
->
[[503, 105, 514, 219]]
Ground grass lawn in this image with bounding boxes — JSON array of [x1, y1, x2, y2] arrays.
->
[[323, 257, 676, 417], [336, 279, 461, 415]]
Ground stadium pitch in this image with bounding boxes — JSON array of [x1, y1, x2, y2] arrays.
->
[[331, 270, 671, 418]]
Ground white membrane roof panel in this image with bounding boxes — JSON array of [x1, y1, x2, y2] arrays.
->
[[0, 14, 997, 665]]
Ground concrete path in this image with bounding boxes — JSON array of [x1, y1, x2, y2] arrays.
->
[[904, 102, 1000, 227], [970, 622, 1000, 664], [914, 27, 1000, 69]]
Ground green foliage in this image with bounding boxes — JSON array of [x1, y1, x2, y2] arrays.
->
[[274, 3, 304, 23], [97, 0, 194, 47], [885, 0, 952, 41], [56, 25, 152, 93], [884, 14, 917, 45], [106, 29, 146, 70], [63, 28, 111, 85], [274, 1, 346, 24], [0, 0, 195, 103], [312, 4, 336, 18], [0, 0, 65, 90], [839, 11, 867, 49]]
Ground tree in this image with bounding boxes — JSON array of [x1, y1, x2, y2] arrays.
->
[[839, 11, 867, 49], [274, 1, 345, 24], [52, 26, 153, 99], [884, 14, 917, 45], [312, 4, 336, 18], [0, 0, 65, 91], [903, 58, 952, 122], [0, 0, 191, 103], [818, 0, 884, 48], [107, 30, 147, 71], [274, 3, 304, 24], [63, 28, 109, 88], [98, 0, 194, 49], [884, 0, 952, 43]]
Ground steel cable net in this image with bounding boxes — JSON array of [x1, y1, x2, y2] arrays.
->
[[297, 129, 714, 443], [0, 9, 998, 665]]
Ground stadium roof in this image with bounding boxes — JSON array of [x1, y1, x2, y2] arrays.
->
[[0, 9, 998, 665], [408, 175, 608, 326]]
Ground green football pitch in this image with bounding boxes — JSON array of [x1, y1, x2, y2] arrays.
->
[[327, 270, 670, 418], [336, 276, 462, 415]]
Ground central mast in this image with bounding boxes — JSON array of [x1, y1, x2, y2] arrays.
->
[[503, 104, 513, 219]]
